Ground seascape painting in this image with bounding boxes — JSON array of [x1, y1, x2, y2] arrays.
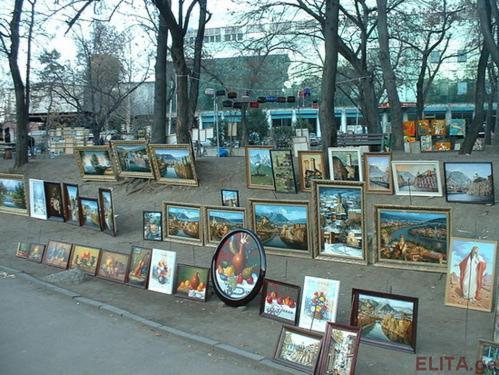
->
[[29, 179, 47, 220], [271, 150, 297, 193], [63, 183, 79, 224], [364, 153, 393, 194], [298, 151, 325, 192], [246, 147, 274, 189], [77, 148, 115, 179], [143, 211, 162, 241], [206, 207, 245, 245], [165, 204, 202, 244], [328, 148, 362, 182], [69, 245, 100, 275], [0, 174, 27, 215], [444, 162, 494, 204], [274, 327, 322, 372], [127, 246, 152, 288], [150, 145, 197, 185], [97, 250, 129, 283], [78, 197, 101, 230], [148, 249, 176, 295], [392, 161, 442, 196], [112, 142, 153, 178], [448, 119, 466, 136], [42, 241, 72, 269]]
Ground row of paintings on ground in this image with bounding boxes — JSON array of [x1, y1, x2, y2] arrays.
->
[[74, 142, 198, 186], [246, 147, 495, 205]]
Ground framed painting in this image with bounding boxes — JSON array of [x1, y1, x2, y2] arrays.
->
[[143, 211, 163, 241], [315, 323, 361, 375], [245, 146, 274, 190], [44, 181, 65, 222], [29, 178, 47, 220], [74, 146, 116, 181], [416, 119, 431, 136], [127, 246, 152, 288], [313, 181, 367, 264], [297, 151, 326, 192], [328, 147, 363, 182], [477, 340, 499, 374], [444, 237, 497, 312], [27, 243, 46, 263], [273, 325, 322, 373], [163, 202, 203, 246], [431, 119, 447, 136], [148, 249, 176, 295], [392, 160, 443, 197], [260, 279, 300, 325], [363, 153, 393, 194], [403, 121, 416, 136], [496, 299, 499, 342], [350, 288, 418, 353], [444, 162, 494, 205], [448, 119, 466, 136], [434, 140, 451, 151], [420, 135, 433, 152], [96, 250, 129, 283], [211, 229, 267, 307], [111, 140, 155, 179], [221, 189, 240, 207], [99, 188, 116, 236], [0, 173, 28, 216], [16, 242, 30, 259], [174, 264, 209, 302], [62, 183, 79, 225], [78, 197, 101, 230], [204, 206, 246, 247], [69, 245, 100, 275], [149, 144, 198, 186], [249, 199, 311, 258], [375, 205, 450, 272], [42, 240, 73, 269], [270, 149, 297, 193], [298, 276, 340, 332]]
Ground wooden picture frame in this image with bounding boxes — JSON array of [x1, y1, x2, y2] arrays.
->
[[78, 197, 102, 231], [96, 250, 130, 284], [350, 288, 418, 353], [29, 178, 47, 220], [328, 147, 363, 182], [143, 211, 163, 241], [111, 140, 155, 179], [42, 240, 73, 269], [69, 244, 101, 275], [392, 160, 443, 197], [74, 146, 117, 181], [312, 180, 367, 264], [221, 189, 240, 207], [203, 206, 246, 247], [15, 242, 30, 259], [374, 205, 450, 272], [443, 162, 494, 205], [260, 279, 301, 325], [149, 144, 198, 186], [62, 183, 79, 225], [245, 146, 274, 190], [270, 149, 297, 193], [163, 202, 203, 246], [249, 198, 312, 258], [297, 150, 326, 192], [0, 173, 28, 216], [363, 152, 393, 194], [27, 243, 46, 263], [44, 181, 65, 222], [173, 263, 209, 302], [98, 188, 117, 236], [127, 246, 152, 288]]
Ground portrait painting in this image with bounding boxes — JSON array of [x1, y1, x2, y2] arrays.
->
[[174, 264, 209, 302], [350, 289, 418, 353], [28, 243, 46, 263], [148, 249, 176, 295], [444, 162, 494, 204], [270, 149, 297, 193], [111, 141, 154, 179], [44, 181, 65, 222], [245, 146, 274, 190], [97, 250, 129, 283], [16, 242, 30, 258], [74, 146, 116, 181], [221, 189, 239, 207], [78, 197, 101, 230], [477, 340, 499, 375], [150, 144, 198, 186], [444, 237, 497, 312], [143, 211, 163, 241], [29, 179, 47, 220], [375, 205, 450, 272], [42, 240, 73, 269], [328, 147, 363, 182], [0, 173, 28, 216], [163, 202, 203, 245], [99, 188, 116, 236], [127, 246, 152, 288], [298, 276, 340, 332], [250, 199, 311, 257], [204, 206, 246, 246], [313, 181, 366, 264], [297, 151, 325, 192], [63, 183, 79, 225], [69, 245, 101, 275], [392, 161, 443, 197], [260, 279, 300, 325]]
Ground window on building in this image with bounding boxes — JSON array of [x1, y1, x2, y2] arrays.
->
[[215, 35, 221, 42], [209, 35, 215, 43], [224, 34, 231, 42], [457, 82, 468, 95], [237, 33, 243, 41], [430, 50, 441, 64], [457, 50, 467, 63]]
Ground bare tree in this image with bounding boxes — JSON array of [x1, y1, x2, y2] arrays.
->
[[152, 12, 169, 143], [478, 0, 499, 68]]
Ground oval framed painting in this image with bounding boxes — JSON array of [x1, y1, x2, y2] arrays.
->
[[211, 229, 267, 307]]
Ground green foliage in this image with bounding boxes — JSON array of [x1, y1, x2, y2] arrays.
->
[[12, 184, 26, 209], [247, 108, 269, 139], [272, 126, 294, 148]]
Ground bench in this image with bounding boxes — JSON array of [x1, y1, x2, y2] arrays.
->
[[0, 143, 15, 159], [337, 133, 388, 150]]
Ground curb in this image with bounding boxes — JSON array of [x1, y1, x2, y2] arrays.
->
[[0, 264, 304, 375]]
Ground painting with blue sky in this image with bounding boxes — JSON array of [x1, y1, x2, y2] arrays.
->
[[444, 162, 494, 204]]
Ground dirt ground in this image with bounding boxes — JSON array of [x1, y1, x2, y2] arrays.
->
[[1, 145, 498, 375]]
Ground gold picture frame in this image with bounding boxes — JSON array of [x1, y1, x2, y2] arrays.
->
[[163, 201, 203, 246], [0, 173, 28, 216], [297, 150, 326, 192], [203, 206, 246, 247], [74, 146, 117, 181], [110, 140, 155, 179], [363, 152, 393, 194], [150, 144, 198, 186], [245, 146, 274, 190]]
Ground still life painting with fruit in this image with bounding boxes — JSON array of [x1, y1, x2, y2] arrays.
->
[[174, 264, 209, 301], [261, 279, 300, 324]]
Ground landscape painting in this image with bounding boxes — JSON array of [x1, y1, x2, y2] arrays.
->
[[28, 243, 45, 263], [0, 174, 27, 216], [143, 211, 162, 241], [127, 246, 152, 288], [16, 242, 30, 258], [148, 249, 176, 295], [298, 151, 326, 192], [63, 183, 79, 224], [174, 264, 209, 302], [112, 141, 154, 179], [350, 289, 418, 353], [204, 206, 245, 246], [99, 188, 116, 236], [328, 148, 362, 182], [448, 119, 466, 136], [221, 189, 239, 207], [78, 197, 101, 230], [75, 146, 116, 181], [250, 199, 310, 257], [477, 340, 499, 374], [29, 178, 47, 220], [375, 205, 450, 272], [42, 240, 73, 269], [444, 162, 494, 204], [270, 150, 297, 193], [69, 245, 100, 275], [364, 153, 393, 194], [392, 161, 442, 197], [150, 144, 198, 186], [314, 181, 366, 264], [164, 202, 203, 245], [44, 181, 65, 222], [444, 237, 497, 312], [245, 146, 274, 190], [260, 279, 300, 325], [97, 250, 129, 283]]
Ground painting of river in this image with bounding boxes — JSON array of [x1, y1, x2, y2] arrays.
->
[[113, 142, 154, 178], [151, 145, 198, 186], [80, 150, 114, 175], [364, 153, 393, 194], [444, 162, 494, 204], [165, 203, 202, 244], [376, 206, 450, 271], [392, 161, 442, 197], [0, 174, 27, 215]]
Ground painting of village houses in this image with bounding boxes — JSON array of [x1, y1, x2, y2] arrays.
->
[[165, 203, 202, 244], [321, 324, 360, 375], [392, 161, 442, 196], [376, 206, 450, 272], [0, 174, 27, 215], [205, 207, 245, 246], [112, 141, 154, 178], [328, 148, 362, 182], [298, 151, 325, 192], [444, 162, 494, 204], [274, 326, 322, 372], [150, 145, 197, 185], [270, 150, 297, 193]]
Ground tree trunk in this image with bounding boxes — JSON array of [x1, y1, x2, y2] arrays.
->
[[460, 46, 489, 154], [485, 84, 494, 145], [171, 41, 190, 144], [319, 0, 340, 158], [240, 103, 248, 146], [478, 0, 499, 68], [376, 0, 403, 150], [152, 13, 168, 144], [358, 75, 380, 135], [415, 64, 426, 120]]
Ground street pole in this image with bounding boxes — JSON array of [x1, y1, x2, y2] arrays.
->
[[214, 95, 220, 157]]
